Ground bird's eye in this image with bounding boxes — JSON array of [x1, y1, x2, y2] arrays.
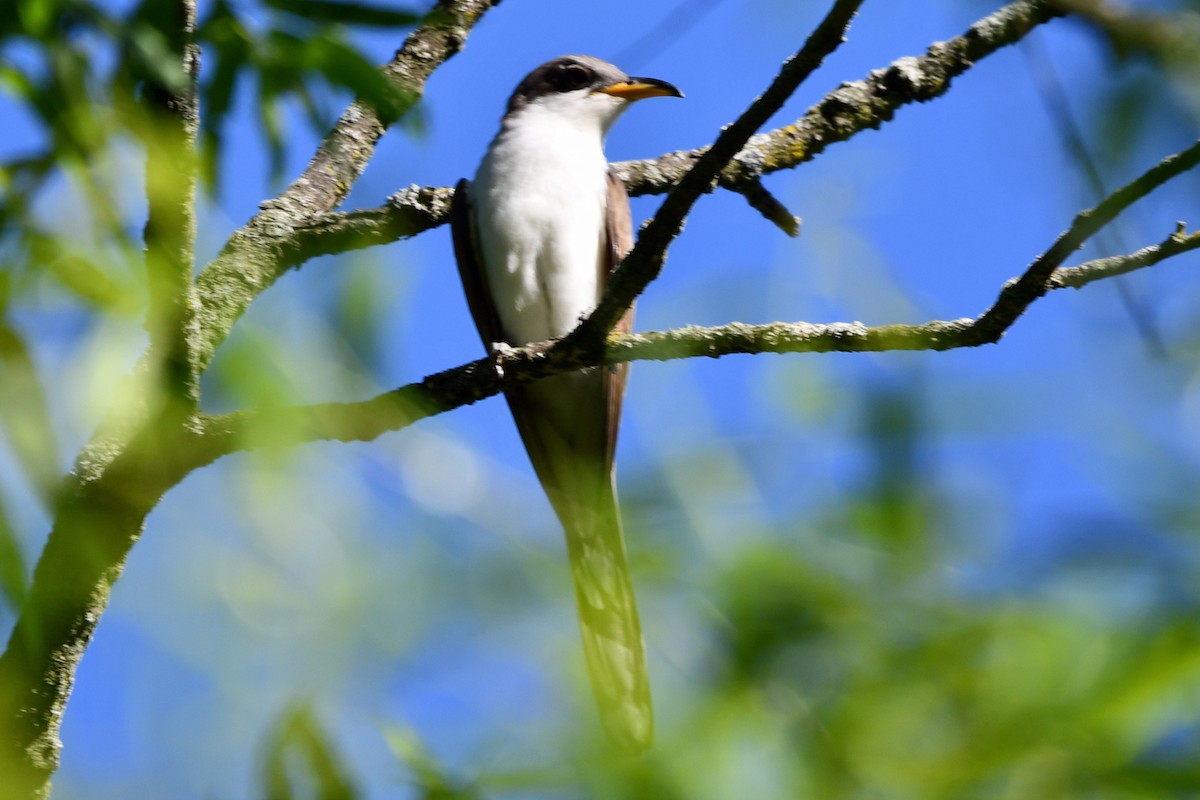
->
[[556, 64, 592, 91]]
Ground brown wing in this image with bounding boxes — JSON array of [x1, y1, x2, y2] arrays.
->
[[449, 178, 503, 351], [603, 170, 635, 468]]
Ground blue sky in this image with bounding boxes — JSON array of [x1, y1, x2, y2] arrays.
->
[[4, 1, 1200, 797]]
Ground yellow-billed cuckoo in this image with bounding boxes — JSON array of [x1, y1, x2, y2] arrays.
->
[[450, 55, 681, 751]]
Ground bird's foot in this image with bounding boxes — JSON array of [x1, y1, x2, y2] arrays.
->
[[488, 341, 517, 380]]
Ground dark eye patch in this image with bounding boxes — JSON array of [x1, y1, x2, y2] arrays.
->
[[554, 63, 593, 92]]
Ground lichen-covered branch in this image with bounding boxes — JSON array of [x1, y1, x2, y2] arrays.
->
[[569, 0, 867, 349], [197, 215, 1199, 457], [631, 0, 1065, 193], [191, 0, 500, 375], [142, 0, 200, 405], [610, 233, 1200, 362], [0, 429, 204, 800], [1048, 226, 1200, 289], [254, 0, 1063, 270], [290, 185, 456, 263]]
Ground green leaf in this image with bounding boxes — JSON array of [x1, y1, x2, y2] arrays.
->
[[0, 64, 37, 103], [383, 724, 481, 799], [0, 153, 55, 241], [261, 701, 359, 800], [197, 1, 252, 190], [25, 229, 140, 314], [262, 0, 420, 28], [123, 19, 190, 95], [0, 496, 25, 613], [41, 41, 105, 159], [0, 321, 59, 505], [304, 36, 415, 123]]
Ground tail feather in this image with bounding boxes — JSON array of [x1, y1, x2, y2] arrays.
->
[[505, 373, 653, 752], [563, 483, 652, 752]]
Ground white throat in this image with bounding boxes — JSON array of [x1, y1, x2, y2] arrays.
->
[[471, 92, 628, 347]]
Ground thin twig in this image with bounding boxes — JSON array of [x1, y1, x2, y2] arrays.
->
[[197, 216, 1200, 457], [968, 138, 1200, 343], [1047, 226, 1199, 289], [731, 179, 801, 237]]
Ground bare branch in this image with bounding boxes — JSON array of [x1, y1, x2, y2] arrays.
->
[[968, 138, 1200, 344], [291, 185, 456, 262], [729, 178, 801, 238], [258, 0, 1064, 268], [189, 2, 1200, 462], [1048, 226, 1200, 289]]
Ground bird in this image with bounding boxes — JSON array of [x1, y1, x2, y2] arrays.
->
[[449, 55, 682, 751]]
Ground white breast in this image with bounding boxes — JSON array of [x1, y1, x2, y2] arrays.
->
[[472, 97, 614, 347]]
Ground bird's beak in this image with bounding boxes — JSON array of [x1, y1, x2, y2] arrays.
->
[[594, 77, 684, 101]]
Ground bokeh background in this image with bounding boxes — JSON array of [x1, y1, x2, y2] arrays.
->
[[4, 0, 1200, 797]]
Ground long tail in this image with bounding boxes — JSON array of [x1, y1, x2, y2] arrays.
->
[[505, 372, 652, 752], [561, 477, 652, 752]]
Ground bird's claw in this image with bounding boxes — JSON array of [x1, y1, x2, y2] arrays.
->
[[489, 341, 516, 379]]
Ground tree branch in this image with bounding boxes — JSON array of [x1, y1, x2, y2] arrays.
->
[[190, 0, 500, 376], [0, 5, 501, 797], [0, 429, 204, 800], [609, 231, 1200, 362], [142, 0, 200, 405], [612, 0, 1064, 197], [568, 0, 866, 349], [968, 138, 1200, 344], [240, 0, 1064, 270], [197, 209, 1200, 457], [729, 178, 802, 238], [1048, 225, 1200, 289]]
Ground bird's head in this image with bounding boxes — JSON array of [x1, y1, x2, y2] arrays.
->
[[503, 55, 682, 133]]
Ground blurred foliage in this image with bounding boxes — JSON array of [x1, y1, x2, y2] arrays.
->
[[261, 702, 359, 800], [0, 0, 422, 616], [384, 724, 484, 799], [0, 0, 422, 289], [1069, 0, 1200, 172], [3, 1, 1200, 798]]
